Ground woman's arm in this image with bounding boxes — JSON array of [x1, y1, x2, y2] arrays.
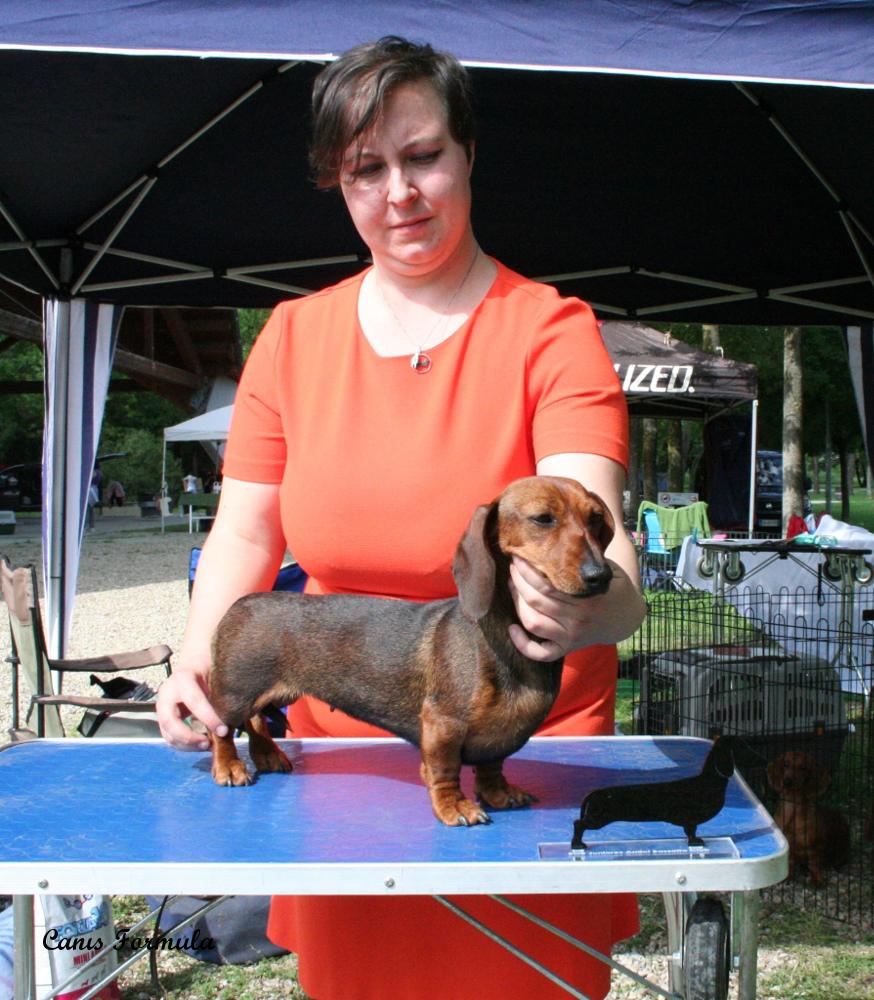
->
[[508, 453, 646, 661], [156, 476, 287, 749]]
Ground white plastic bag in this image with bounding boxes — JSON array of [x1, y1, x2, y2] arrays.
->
[[40, 894, 120, 1000]]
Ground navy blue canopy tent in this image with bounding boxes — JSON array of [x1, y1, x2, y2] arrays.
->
[[0, 0, 872, 648]]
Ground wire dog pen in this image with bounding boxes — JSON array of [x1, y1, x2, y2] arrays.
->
[[629, 586, 874, 929]]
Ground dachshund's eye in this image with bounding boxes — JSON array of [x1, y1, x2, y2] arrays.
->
[[529, 513, 556, 527]]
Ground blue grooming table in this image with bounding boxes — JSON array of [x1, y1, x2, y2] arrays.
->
[[0, 736, 787, 999]]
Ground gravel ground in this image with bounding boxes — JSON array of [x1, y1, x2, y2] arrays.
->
[[2, 525, 870, 998], [0, 526, 193, 736]]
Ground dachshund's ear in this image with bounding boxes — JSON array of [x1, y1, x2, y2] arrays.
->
[[587, 490, 615, 552], [766, 757, 783, 792], [452, 502, 497, 621]]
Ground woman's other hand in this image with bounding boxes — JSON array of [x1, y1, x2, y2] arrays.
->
[[156, 659, 226, 750], [156, 476, 286, 750]]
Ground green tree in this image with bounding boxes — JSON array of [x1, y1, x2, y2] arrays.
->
[[0, 341, 44, 465], [238, 309, 271, 361]]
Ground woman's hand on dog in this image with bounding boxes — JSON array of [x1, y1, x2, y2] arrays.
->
[[508, 555, 645, 660], [157, 662, 228, 751]]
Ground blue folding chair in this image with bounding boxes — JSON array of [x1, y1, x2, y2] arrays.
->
[[187, 547, 307, 597]]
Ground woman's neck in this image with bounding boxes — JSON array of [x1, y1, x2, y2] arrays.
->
[[372, 233, 482, 306], [359, 240, 497, 360]]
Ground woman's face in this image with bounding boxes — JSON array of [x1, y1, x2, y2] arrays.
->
[[339, 79, 474, 279]]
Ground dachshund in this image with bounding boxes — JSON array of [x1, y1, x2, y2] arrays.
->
[[208, 476, 615, 827], [572, 736, 735, 849], [767, 750, 850, 887]]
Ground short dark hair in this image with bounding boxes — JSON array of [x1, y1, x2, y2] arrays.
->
[[309, 36, 475, 189]]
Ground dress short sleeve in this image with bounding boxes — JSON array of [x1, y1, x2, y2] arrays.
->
[[222, 305, 287, 484], [526, 292, 628, 469]]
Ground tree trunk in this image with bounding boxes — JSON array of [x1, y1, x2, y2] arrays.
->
[[824, 397, 833, 514], [667, 420, 683, 490], [702, 324, 721, 354], [840, 448, 852, 522], [642, 418, 658, 501], [782, 327, 804, 534]]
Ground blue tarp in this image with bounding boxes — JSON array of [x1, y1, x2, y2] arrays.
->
[[1, 1, 873, 86], [0, 1, 871, 322]]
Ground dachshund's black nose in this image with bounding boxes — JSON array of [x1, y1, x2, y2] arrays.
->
[[580, 561, 613, 595]]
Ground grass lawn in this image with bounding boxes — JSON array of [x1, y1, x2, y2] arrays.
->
[[810, 489, 874, 532]]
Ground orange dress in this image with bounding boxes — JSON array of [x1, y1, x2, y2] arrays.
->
[[222, 260, 637, 999]]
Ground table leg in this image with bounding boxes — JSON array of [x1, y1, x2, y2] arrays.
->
[[662, 891, 695, 997], [736, 889, 760, 1000], [13, 895, 35, 1000]]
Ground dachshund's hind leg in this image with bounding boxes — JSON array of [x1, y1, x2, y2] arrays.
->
[[247, 714, 293, 774], [474, 760, 537, 810]]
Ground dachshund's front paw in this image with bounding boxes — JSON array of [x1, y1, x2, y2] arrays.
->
[[447, 797, 493, 827], [212, 758, 253, 787], [430, 789, 492, 826], [251, 745, 293, 774]]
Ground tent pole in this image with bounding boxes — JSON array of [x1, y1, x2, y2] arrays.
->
[[748, 399, 759, 536], [160, 439, 167, 534], [46, 291, 71, 659]]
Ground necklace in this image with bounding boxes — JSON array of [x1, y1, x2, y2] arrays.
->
[[378, 249, 480, 374]]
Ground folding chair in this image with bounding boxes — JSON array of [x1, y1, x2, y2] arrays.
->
[[187, 547, 307, 598], [1, 555, 172, 741]]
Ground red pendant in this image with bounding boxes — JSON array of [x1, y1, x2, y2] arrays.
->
[[411, 351, 432, 374]]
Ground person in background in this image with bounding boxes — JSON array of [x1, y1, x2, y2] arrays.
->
[[86, 462, 102, 529], [157, 36, 646, 1000], [105, 479, 125, 507]]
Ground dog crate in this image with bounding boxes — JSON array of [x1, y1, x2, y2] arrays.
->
[[637, 645, 849, 787]]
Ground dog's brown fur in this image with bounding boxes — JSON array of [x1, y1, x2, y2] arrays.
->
[[767, 750, 851, 887], [209, 476, 614, 826]]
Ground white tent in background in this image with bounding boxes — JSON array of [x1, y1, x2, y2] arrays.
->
[[161, 404, 234, 529], [164, 405, 233, 444]]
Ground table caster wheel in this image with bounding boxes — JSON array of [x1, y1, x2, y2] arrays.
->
[[822, 556, 843, 582], [696, 554, 714, 578], [854, 559, 874, 585], [684, 897, 729, 1000], [723, 559, 745, 583]]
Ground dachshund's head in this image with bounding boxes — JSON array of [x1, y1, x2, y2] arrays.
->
[[452, 476, 615, 621], [767, 751, 831, 801]]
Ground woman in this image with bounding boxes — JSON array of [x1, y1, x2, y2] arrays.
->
[[157, 36, 646, 999]]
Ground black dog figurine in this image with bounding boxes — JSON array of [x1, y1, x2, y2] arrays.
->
[[571, 737, 735, 849]]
